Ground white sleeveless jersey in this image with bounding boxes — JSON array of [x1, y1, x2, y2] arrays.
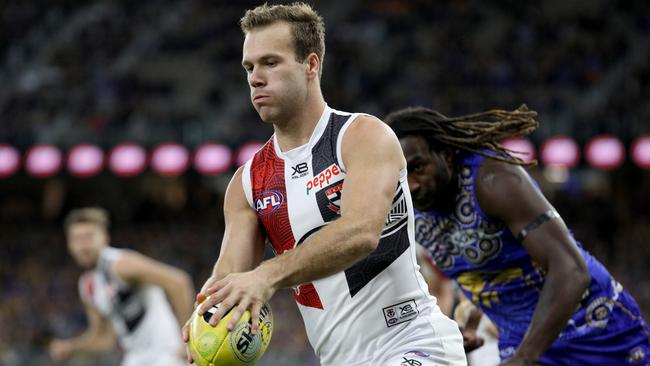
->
[[242, 105, 441, 365], [78, 247, 183, 354]]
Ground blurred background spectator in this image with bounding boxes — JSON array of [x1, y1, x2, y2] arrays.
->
[[1, 0, 649, 364]]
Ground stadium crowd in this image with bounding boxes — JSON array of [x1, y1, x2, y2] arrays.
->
[[2, 0, 648, 148], [1, 0, 648, 365]]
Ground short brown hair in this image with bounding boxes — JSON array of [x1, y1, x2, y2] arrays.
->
[[64, 207, 110, 232], [240, 2, 325, 73]]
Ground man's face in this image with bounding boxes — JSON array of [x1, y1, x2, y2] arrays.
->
[[242, 21, 310, 123], [67, 223, 108, 269], [400, 135, 453, 211]]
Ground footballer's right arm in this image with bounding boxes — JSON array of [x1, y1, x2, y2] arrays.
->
[[183, 166, 265, 363], [200, 165, 266, 297], [48, 303, 115, 361]]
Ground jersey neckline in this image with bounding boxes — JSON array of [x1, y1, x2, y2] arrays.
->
[[272, 103, 332, 161]]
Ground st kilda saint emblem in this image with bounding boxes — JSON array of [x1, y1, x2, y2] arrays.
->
[[325, 183, 342, 213]]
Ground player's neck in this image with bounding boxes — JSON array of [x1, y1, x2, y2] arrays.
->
[[274, 94, 325, 152]]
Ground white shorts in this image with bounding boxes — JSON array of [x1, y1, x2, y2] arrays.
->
[[384, 352, 445, 366], [377, 307, 467, 366]]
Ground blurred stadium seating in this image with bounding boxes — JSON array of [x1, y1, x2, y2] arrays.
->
[[1, 0, 648, 365]]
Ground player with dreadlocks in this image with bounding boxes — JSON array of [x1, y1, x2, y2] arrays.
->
[[386, 105, 650, 366]]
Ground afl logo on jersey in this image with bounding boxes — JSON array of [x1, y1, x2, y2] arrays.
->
[[255, 191, 284, 216]]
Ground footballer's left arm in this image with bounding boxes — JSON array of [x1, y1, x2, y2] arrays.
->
[[475, 159, 590, 365]]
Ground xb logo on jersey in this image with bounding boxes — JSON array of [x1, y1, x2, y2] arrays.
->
[[255, 191, 284, 216], [291, 162, 309, 179], [401, 358, 422, 366]]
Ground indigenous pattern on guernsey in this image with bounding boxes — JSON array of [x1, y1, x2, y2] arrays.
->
[[415, 151, 650, 365]]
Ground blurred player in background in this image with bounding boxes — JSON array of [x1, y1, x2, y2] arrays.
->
[[49, 207, 193, 366], [453, 292, 500, 366], [184, 3, 466, 366], [418, 248, 492, 357], [385, 106, 650, 365]]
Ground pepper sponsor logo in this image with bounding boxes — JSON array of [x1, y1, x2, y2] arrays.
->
[[255, 191, 283, 215], [306, 164, 341, 195]]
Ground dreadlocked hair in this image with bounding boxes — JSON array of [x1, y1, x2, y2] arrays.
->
[[385, 104, 539, 166]]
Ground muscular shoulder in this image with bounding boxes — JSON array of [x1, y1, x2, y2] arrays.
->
[[476, 158, 527, 195], [224, 164, 258, 215], [344, 114, 397, 143], [475, 158, 534, 220], [341, 114, 405, 170], [232, 164, 245, 182], [111, 249, 145, 283]]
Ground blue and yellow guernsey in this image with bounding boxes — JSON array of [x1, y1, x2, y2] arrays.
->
[[415, 152, 650, 364]]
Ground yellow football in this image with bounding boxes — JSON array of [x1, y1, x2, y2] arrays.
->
[[188, 302, 273, 366]]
